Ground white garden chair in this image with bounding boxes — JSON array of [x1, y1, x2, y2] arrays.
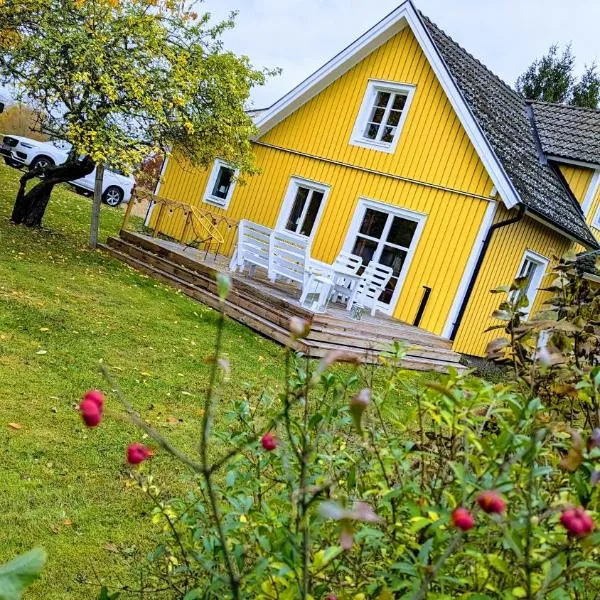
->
[[268, 230, 310, 290], [229, 220, 272, 276], [302, 251, 363, 308], [349, 262, 394, 316]]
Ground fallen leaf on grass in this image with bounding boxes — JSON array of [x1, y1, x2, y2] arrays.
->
[[166, 416, 179, 424], [63, 519, 73, 526], [103, 543, 119, 554], [36, 350, 47, 355], [8, 423, 23, 430], [40, 327, 50, 332]]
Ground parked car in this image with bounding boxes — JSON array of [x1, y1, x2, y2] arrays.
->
[[0, 134, 135, 206]]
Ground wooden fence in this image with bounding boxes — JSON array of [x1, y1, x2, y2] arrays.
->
[[121, 188, 239, 258]]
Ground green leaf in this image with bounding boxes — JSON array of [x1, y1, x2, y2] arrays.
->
[[0, 548, 46, 600]]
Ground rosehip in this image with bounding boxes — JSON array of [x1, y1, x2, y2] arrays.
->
[[477, 490, 506, 514], [79, 399, 102, 427], [83, 389, 104, 411], [560, 507, 594, 537], [261, 432, 277, 451], [127, 443, 152, 465], [451, 507, 475, 531], [325, 595, 338, 600]]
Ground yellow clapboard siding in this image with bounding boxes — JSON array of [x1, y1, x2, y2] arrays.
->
[[158, 144, 491, 337], [151, 20, 578, 358], [261, 26, 492, 196], [558, 164, 595, 204], [452, 209, 571, 357]]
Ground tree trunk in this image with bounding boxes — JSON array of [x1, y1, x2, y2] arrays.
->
[[11, 156, 95, 227], [89, 163, 104, 248]]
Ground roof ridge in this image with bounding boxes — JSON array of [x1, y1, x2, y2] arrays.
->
[[418, 10, 524, 103]]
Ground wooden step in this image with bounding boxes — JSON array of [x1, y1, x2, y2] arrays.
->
[[102, 233, 464, 371]]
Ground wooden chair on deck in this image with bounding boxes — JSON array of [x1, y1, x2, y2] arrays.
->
[[268, 230, 310, 292], [349, 263, 394, 317], [230, 220, 272, 276]]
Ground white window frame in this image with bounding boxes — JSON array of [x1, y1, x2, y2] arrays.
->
[[350, 79, 416, 154], [203, 159, 238, 209], [592, 204, 600, 230], [341, 197, 427, 315], [512, 250, 550, 318], [275, 176, 331, 244]]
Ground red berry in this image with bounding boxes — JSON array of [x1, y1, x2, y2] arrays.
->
[[127, 443, 152, 465], [325, 595, 338, 600], [83, 390, 104, 411], [560, 508, 594, 537], [477, 490, 506, 514], [79, 399, 101, 427], [261, 432, 277, 451], [451, 507, 475, 531]]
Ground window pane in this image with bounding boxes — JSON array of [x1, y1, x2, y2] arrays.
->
[[299, 191, 324, 236], [392, 93, 407, 111], [352, 236, 378, 265], [378, 247, 407, 303], [386, 216, 418, 247], [386, 109, 402, 127], [379, 246, 407, 277], [381, 126, 395, 143], [375, 91, 391, 108], [212, 166, 233, 199], [359, 208, 387, 238], [364, 123, 380, 140], [285, 186, 309, 232], [369, 107, 386, 124]]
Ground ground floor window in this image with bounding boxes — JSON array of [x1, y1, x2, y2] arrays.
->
[[343, 198, 426, 312], [203, 159, 238, 209], [512, 250, 549, 316], [276, 177, 330, 240]]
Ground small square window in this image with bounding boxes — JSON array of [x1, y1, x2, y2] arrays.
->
[[350, 80, 415, 153], [203, 160, 238, 209]]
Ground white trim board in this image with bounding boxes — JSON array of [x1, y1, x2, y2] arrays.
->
[[547, 156, 600, 170], [582, 169, 600, 219], [253, 0, 521, 212], [442, 200, 497, 339]]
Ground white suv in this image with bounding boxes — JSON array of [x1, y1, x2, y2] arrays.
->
[[0, 134, 135, 206]]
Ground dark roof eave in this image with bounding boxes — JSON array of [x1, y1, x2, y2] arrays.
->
[[526, 206, 599, 250]]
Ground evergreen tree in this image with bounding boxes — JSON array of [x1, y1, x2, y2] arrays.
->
[[516, 44, 600, 109]]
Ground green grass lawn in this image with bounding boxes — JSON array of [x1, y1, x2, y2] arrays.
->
[[0, 164, 290, 599], [0, 163, 428, 598]]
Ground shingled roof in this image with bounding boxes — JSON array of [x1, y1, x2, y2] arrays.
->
[[531, 102, 600, 166], [418, 12, 598, 249]]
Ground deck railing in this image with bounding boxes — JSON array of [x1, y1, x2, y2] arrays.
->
[[121, 188, 239, 258]]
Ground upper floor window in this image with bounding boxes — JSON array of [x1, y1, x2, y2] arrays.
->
[[203, 159, 238, 209], [350, 80, 415, 154]]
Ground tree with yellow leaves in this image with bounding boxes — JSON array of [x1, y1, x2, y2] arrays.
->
[[0, 0, 275, 244]]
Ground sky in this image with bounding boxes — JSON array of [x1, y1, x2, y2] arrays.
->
[[198, 0, 600, 109], [1, 0, 598, 108]]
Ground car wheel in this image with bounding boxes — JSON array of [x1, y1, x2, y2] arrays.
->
[[102, 186, 124, 207], [30, 155, 55, 172]]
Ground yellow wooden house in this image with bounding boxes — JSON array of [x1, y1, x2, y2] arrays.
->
[[136, 1, 600, 359]]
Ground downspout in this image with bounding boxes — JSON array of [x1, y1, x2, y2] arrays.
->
[[449, 204, 525, 341]]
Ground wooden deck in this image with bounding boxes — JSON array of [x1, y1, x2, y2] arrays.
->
[[100, 231, 465, 372]]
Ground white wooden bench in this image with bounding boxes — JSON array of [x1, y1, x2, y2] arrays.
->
[[229, 220, 272, 276], [268, 230, 309, 290]]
